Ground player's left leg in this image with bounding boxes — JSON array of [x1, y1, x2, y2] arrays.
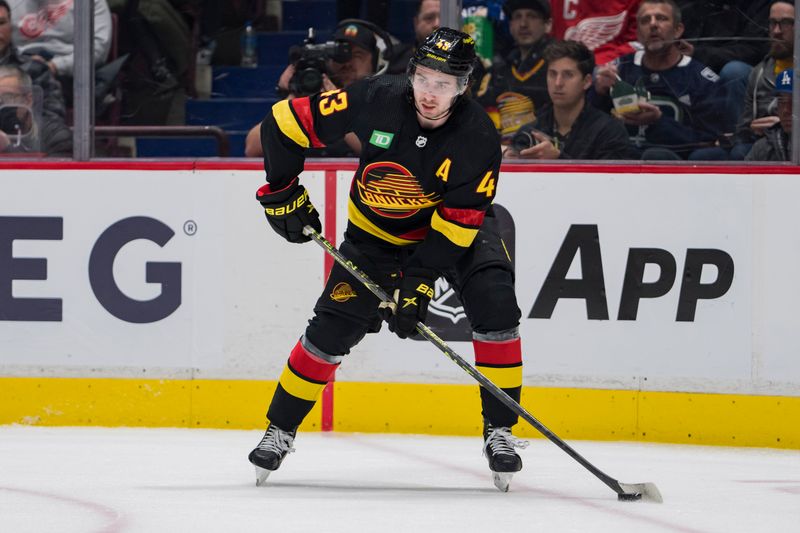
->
[[449, 215, 526, 490], [459, 265, 528, 483]]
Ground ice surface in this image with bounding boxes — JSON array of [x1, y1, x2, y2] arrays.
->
[[0, 426, 797, 532]]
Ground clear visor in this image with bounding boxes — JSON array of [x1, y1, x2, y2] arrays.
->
[[409, 65, 468, 97]]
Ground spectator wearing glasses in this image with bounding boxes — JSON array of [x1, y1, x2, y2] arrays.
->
[[9, 0, 112, 106], [0, 1, 70, 155], [475, 0, 552, 144], [730, 0, 795, 160], [746, 67, 793, 161]]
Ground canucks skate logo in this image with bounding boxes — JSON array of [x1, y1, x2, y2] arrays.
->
[[415, 136, 427, 148], [330, 282, 357, 302], [428, 278, 467, 324], [356, 161, 440, 219]]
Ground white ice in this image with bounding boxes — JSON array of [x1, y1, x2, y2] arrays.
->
[[0, 426, 798, 532]]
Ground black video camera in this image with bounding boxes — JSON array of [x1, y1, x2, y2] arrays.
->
[[288, 28, 351, 97], [0, 106, 27, 135]]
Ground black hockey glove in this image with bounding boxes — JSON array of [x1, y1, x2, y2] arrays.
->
[[256, 178, 321, 243], [379, 267, 436, 339]]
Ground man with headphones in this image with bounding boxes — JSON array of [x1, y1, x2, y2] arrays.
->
[[248, 27, 528, 493], [244, 20, 384, 157]]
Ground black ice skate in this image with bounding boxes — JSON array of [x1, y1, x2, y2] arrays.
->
[[483, 423, 529, 492], [248, 424, 297, 486]]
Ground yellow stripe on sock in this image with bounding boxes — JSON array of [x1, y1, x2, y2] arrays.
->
[[475, 364, 522, 389], [279, 365, 326, 402]]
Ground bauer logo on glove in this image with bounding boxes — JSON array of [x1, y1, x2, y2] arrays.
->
[[263, 188, 311, 217], [415, 282, 434, 298]]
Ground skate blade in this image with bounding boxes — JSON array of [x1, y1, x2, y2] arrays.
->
[[254, 465, 272, 486], [492, 472, 513, 492]]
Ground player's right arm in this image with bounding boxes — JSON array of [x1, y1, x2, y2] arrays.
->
[[260, 83, 365, 190], [255, 82, 367, 243]]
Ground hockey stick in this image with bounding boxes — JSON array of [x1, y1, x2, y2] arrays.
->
[[303, 225, 663, 503]]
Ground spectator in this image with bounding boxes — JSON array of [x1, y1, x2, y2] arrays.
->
[[731, 0, 795, 160], [10, 0, 112, 82], [592, 0, 727, 160], [746, 67, 792, 161], [506, 40, 637, 160], [244, 20, 380, 158], [550, 0, 641, 65], [677, 1, 771, 134], [475, 0, 552, 143], [0, 1, 70, 154], [388, 0, 440, 74]]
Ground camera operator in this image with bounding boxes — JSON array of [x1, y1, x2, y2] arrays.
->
[[506, 41, 636, 160], [244, 21, 380, 158]]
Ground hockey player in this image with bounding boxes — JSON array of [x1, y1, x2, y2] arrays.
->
[[249, 27, 527, 492]]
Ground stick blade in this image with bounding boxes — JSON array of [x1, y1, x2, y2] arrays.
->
[[617, 482, 663, 503]]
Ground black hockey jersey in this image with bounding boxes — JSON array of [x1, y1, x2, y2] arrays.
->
[[259, 75, 502, 273]]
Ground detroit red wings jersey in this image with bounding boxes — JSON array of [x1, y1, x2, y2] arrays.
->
[[260, 75, 502, 272], [550, 0, 641, 65]]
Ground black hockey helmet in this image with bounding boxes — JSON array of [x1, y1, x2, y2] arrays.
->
[[409, 27, 476, 79]]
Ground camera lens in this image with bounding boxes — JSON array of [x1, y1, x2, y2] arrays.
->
[[297, 68, 323, 95], [511, 130, 536, 153]]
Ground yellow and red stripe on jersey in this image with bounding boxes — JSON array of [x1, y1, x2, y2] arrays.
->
[[348, 199, 421, 246], [277, 340, 339, 402], [430, 206, 484, 248], [272, 98, 325, 149], [473, 338, 522, 389]]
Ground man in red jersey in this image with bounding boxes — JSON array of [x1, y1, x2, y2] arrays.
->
[[550, 0, 641, 65]]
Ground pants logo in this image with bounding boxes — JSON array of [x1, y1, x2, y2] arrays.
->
[[330, 282, 357, 302]]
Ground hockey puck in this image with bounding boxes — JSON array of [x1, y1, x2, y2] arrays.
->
[[618, 492, 642, 501]]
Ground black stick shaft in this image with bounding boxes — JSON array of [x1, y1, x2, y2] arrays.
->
[[302, 226, 628, 496]]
